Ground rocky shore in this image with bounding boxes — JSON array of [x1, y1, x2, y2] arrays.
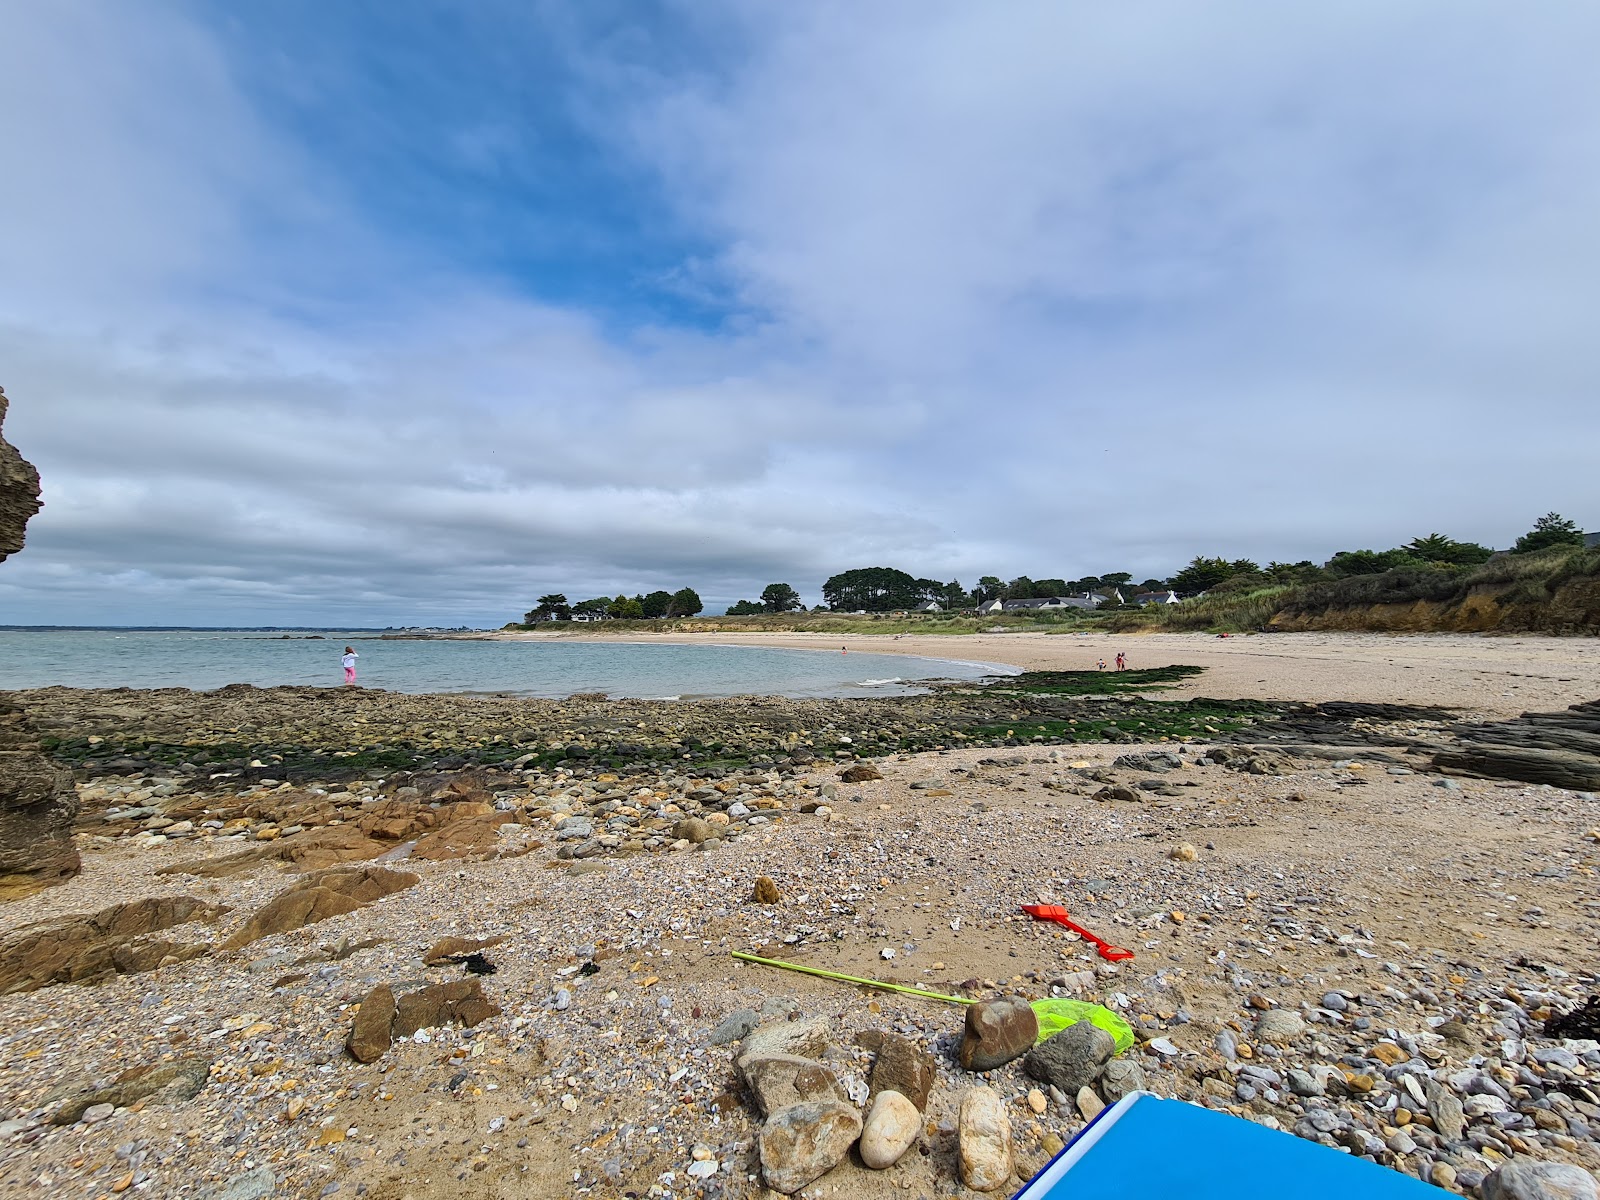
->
[[1, 674, 1598, 1198]]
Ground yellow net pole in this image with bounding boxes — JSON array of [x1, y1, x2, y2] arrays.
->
[[730, 950, 974, 1005]]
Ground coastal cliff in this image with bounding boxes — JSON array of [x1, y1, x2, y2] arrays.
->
[[0, 384, 81, 898]]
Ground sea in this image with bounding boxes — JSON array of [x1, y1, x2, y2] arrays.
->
[[0, 629, 1015, 699]]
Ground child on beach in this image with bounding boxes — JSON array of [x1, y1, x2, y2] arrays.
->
[[342, 646, 358, 686], [1097, 658, 1107, 671], [1115, 652, 1126, 671]]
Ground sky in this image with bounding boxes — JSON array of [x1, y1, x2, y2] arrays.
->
[[1, 1, 1597, 626]]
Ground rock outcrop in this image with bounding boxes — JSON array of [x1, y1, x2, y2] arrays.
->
[[0, 895, 228, 994], [0, 386, 79, 899], [219, 864, 419, 951]]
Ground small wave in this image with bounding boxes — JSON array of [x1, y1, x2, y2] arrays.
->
[[854, 677, 903, 687]]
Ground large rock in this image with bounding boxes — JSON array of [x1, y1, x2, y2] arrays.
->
[[0, 385, 41, 560], [422, 935, 505, 966], [869, 1033, 936, 1111], [757, 1100, 862, 1194], [859, 1089, 920, 1169], [1482, 1162, 1599, 1200], [739, 1053, 847, 1116], [1022, 1021, 1115, 1093], [346, 984, 397, 1062], [392, 978, 500, 1037], [0, 895, 226, 994], [958, 1087, 1013, 1192], [1434, 745, 1600, 792], [959, 996, 1038, 1071], [838, 763, 882, 783], [1098, 1057, 1146, 1102], [0, 699, 81, 900], [195, 1168, 276, 1200], [1255, 1009, 1306, 1044], [1426, 1080, 1466, 1142], [739, 1016, 833, 1064], [220, 865, 418, 951], [49, 1056, 210, 1124]]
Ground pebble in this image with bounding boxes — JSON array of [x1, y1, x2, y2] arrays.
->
[[958, 1087, 1014, 1193], [959, 996, 1037, 1071], [859, 1090, 920, 1169], [1481, 1162, 1600, 1200]]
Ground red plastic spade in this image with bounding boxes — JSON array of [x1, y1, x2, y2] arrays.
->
[[1021, 903, 1134, 962]]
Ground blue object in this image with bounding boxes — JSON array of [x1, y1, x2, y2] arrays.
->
[[1013, 1092, 1439, 1198]]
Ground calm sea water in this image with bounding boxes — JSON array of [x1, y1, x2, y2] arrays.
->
[[0, 630, 1014, 699]]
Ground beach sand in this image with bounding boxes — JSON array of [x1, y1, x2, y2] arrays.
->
[[495, 628, 1600, 718]]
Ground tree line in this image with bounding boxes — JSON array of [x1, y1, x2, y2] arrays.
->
[[517, 513, 1587, 621]]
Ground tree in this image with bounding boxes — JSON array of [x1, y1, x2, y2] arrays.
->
[[1101, 572, 1134, 587], [972, 576, 1004, 604], [1003, 576, 1036, 600], [758, 583, 802, 613], [607, 594, 644, 619], [725, 599, 763, 615], [1512, 513, 1584, 555], [821, 567, 922, 611], [669, 587, 703, 617], [1032, 578, 1069, 598], [525, 593, 571, 622], [1402, 534, 1492, 566], [940, 579, 971, 608], [1139, 579, 1167, 592], [572, 597, 610, 615], [1167, 557, 1237, 594], [640, 590, 675, 618]]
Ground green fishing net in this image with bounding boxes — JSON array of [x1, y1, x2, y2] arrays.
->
[[1031, 998, 1136, 1054]]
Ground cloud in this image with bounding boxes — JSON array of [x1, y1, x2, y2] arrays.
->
[[1, 1, 1597, 625]]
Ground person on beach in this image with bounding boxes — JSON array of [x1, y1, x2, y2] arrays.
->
[[1115, 652, 1126, 671], [1097, 657, 1107, 671], [341, 646, 358, 687]]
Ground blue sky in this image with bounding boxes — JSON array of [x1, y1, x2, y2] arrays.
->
[[1, 1, 1597, 625]]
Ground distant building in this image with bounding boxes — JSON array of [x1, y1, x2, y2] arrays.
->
[[569, 611, 607, 623], [1133, 589, 1182, 605], [1000, 592, 1112, 612], [915, 600, 942, 613]]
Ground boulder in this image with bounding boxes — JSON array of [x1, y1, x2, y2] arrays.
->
[[739, 1053, 847, 1116], [757, 1100, 862, 1194], [1434, 745, 1600, 792], [1255, 1009, 1306, 1044], [739, 1016, 832, 1064], [673, 817, 713, 845], [1481, 1162, 1599, 1200], [1022, 1021, 1115, 1093], [859, 1089, 920, 1169], [838, 763, 882, 783], [0, 699, 80, 900], [410, 812, 517, 861], [49, 1056, 211, 1124], [0, 386, 41, 560], [958, 1087, 1013, 1192], [393, 978, 500, 1037], [195, 1167, 276, 1200], [422, 935, 506, 966], [346, 984, 397, 1062], [220, 865, 418, 951], [869, 1033, 937, 1112], [959, 996, 1038, 1071], [751, 875, 782, 903], [1098, 1057, 1146, 1102], [0, 895, 227, 995]]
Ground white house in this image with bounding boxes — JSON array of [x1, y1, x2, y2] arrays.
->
[[1133, 590, 1181, 605], [915, 600, 942, 613]]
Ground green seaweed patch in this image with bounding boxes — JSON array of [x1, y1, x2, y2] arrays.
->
[[994, 665, 1207, 695]]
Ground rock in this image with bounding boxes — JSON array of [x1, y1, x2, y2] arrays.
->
[[739, 1054, 847, 1116], [50, 1057, 211, 1124], [421, 935, 506, 966], [1, 895, 226, 995], [1098, 1057, 1146, 1102], [1285, 1069, 1323, 1098], [1426, 1080, 1466, 1142], [0, 386, 41, 559], [868, 1033, 936, 1112], [1432, 1162, 1457, 1190], [1434, 745, 1600, 792], [1227, 751, 1298, 775], [859, 1090, 919, 1169], [1255, 1010, 1306, 1044], [958, 1087, 1013, 1192], [393, 979, 500, 1036], [673, 818, 713, 845], [1022, 1021, 1115, 1093], [345, 984, 397, 1062], [1076, 1086, 1105, 1120], [0, 698, 80, 900], [1168, 843, 1198, 862], [409, 811, 517, 861], [838, 763, 882, 783], [708, 1008, 760, 1046], [220, 865, 419, 951], [1113, 751, 1181, 772], [959, 996, 1038, 1071], [1481, 1161, 1599, 1200], [1092, 786, 1140, 803], [757, 1100, 862, 1194], [751, 876, 782, 904], [195, 1167, 277, 1200], [740, 1016, 833, 1063]]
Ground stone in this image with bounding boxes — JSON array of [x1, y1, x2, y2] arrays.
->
[[757, 1100, 862, 1194], [422, 935, 506, 966], [50, 1057, 211, 1124], [868, 1033, 937, 1112], [1481, 1162, 1599, 1200], [1098, 1057, 1146, 1102], [751, 875, 782, 904], [959, 996, 1038, 1071], [1431, 1163, 1457, 1190], [409, 811, 517, 861], [708, 1008, 760, 1046], [220, 865, 419, 951], [859, 1089, 920, 1169], [1255, 1010, 1306, 1044], [0, 896, 226, 996], [345, 984, 396, 1062], [1168, 843, 1198, 862], [673, 818, 713, 845], [0, 699, 80, 900], [739, 1016, 833, 1064], [1286, 1068, 1323, 1098], [1426, 1081, 1466, 1142], [393, 979, 500, 1036], [0, 386, 41, 559], [839, 763, 882, 783], [195, 1167, 277, 1200], [958, 1087, 1014, 1192], [1023, 1021, 1115, 1093], [1076, 1086, 1105, 1120], [739, 1054, 847, 1116]]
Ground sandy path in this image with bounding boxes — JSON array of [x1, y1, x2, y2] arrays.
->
[[490, 629, 1600, 717]]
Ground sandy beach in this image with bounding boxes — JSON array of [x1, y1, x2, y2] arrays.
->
[[493, 629, 1600, 718]]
